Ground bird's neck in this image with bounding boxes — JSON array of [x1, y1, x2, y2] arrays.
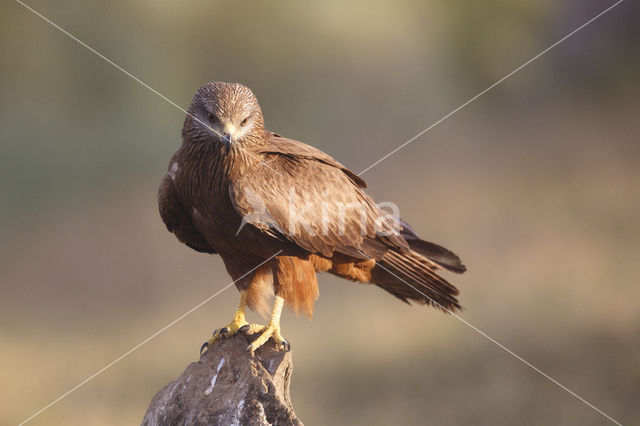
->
[[225, 130, 269, 176], [182, 138, 263, 184], [226, 143, 261, 177]]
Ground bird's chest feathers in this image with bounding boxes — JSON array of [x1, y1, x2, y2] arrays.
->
[[175, 145, 245, 239]]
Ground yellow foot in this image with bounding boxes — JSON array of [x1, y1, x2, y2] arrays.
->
[[246, 323, 290, 353], [200, 320, 263, 355]]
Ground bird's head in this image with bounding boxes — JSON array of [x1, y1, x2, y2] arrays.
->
[[183, 82, 266, 149]]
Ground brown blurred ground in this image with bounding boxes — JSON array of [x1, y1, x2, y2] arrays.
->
[[1, 1, 639, 425]]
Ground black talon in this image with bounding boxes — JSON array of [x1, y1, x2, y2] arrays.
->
[[219, 327, 229, 336], [212, 328, 219, 337], [200, 342, 209, 354], [280, 340, 291, 352], [239, 324, 251, 333]]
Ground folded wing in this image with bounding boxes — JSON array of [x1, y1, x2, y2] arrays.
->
[[230, 134, 407, 259]]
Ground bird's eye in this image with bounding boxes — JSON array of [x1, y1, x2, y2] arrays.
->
[[208, 112, 216, 123], [240, 117, 249, 127]]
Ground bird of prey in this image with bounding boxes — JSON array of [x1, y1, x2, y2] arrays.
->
[[159, 82, 466, 353]]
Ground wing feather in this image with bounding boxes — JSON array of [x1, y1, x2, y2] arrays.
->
[[158, 173, 215, 254], [230, 151, 406, 259], [258, 133, 368, 188]]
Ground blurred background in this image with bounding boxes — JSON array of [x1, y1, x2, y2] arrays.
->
[[2, 0, 639, 425]]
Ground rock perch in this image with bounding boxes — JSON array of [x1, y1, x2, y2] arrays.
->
[[142, 330, 302, 425]]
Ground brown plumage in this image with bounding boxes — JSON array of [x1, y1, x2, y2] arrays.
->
[[159, 82, 466, 350]]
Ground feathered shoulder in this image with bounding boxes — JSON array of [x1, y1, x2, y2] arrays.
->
[[258, 132, 367, 188]]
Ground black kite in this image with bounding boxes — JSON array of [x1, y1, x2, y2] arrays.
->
[[158, 82, 465, 352]]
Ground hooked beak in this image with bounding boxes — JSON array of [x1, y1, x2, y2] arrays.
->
[[222, 123, 236, 146]]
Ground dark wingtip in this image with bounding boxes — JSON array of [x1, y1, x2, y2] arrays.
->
[[445, 260, 467, 274], [407, 239, 467, 273], [342, 169, 367, 188]]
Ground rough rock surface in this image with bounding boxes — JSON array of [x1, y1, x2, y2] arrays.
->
[[142, 330, 302, 426]]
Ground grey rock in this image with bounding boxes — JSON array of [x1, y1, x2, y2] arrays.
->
[[142, 331, 302, 426]]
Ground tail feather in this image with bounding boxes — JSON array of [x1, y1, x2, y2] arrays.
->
[[372, 249, 461, 312], [390, 250, 459, 293]]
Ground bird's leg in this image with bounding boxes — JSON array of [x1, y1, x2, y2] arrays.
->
[[200, 290, 262, 354], [246, 295, 289, 352]]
